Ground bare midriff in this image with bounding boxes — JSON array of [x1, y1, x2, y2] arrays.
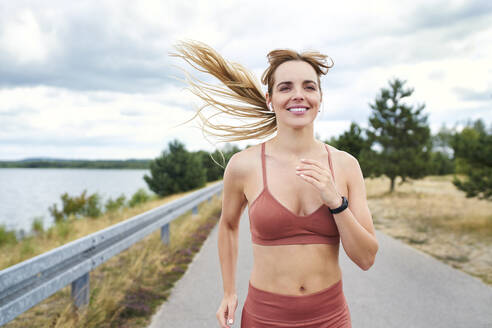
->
[[244, 142, 345, 296], [249, 243, 342, 296]]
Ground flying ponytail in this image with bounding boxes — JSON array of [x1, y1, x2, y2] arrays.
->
[[169, 40, 276, 143]]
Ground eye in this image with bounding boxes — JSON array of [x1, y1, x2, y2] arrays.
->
[[306, 85, 316, 90], [279, 86, 290, 91]]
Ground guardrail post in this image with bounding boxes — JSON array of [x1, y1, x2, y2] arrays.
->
[[161, 223, 170, 245], [71, 273, 90, 308], [192, 205, 198, 215]]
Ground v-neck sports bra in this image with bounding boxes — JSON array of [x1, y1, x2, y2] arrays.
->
[[248, 142, 340, 246]]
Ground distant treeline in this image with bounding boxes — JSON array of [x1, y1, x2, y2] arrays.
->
[[0, 159, 151, 169]]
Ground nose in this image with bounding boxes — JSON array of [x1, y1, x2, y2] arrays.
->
[[292, 87, 305, 100]]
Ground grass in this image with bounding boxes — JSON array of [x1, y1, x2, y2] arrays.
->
[[367, 174, 492, 285], [367, 174, 492, 238], [2, 181, 222, 328]]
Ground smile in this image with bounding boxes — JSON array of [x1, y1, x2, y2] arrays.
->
[[287, 107, 309, 112]]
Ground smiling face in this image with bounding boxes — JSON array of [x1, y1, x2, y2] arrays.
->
[[266, 60, 322, 126]]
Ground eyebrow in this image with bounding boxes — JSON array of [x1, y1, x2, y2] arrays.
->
[[276, 80, 317, 88]]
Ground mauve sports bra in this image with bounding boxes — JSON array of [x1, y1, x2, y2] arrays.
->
[[248, 142, 340, 246]]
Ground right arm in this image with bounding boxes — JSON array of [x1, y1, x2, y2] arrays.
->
[[218, 152, 247, 296], [216, 153, 247, 327]]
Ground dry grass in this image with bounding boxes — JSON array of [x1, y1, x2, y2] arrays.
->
[[2, 181, 223, 328], [367, 175, 492, 285]]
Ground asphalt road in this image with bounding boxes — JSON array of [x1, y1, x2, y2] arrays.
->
[[148, 208, 492, 328]]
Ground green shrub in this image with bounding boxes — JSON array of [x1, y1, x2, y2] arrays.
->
[[60, 191, 87, 219], [128, 188, 150, 208], [31, 217, 44, 234], [144, 139, 207, 196], [83, 193, 103, 218], [0, 224, 17, 246], [48, 203, 64, 223], [105, 194, 127, 212], [48, 190, 103, 222]]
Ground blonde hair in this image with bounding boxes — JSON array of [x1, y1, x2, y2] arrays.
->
[[169, 40, 334, 167]]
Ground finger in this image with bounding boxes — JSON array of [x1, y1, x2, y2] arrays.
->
[[216, 309, 227, 327], [227, 304, 235, 326], [297, 169, 323, 182], [298, 161, 329, 176], [298, 172, 322, 188], [296, 165, 325, 177], [300, 158, 325, 170]]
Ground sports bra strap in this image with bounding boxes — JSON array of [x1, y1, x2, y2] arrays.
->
[[324, 144, 336, 183], [261, 142, 267, 189]]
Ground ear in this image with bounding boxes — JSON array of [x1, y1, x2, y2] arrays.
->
[[265, 92, 271, 106]]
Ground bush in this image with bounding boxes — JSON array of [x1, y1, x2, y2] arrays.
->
[[0, 224, 17, 246], [197, 143, 241, 182], [83, 193, 103, 218], [31, 217, 44, 234], [128, 189, 151, 208], [427, 151, 454, 175], [105, 194, 127, 212], [144, 139, 207, 196], [451, 119, 492, 200], [48, 190, 103, 222]]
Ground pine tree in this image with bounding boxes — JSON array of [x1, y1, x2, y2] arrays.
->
[[327, 122, 378, 178], [366, 78, 431, 192], [144, 139, 207, 196], [333, 122, 368, 159], [451, 119, 492, 200], [428, 124, 455, 175]]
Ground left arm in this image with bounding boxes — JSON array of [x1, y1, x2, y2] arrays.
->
[[297, 152, 379, 270], [331, 152, 378, 270]]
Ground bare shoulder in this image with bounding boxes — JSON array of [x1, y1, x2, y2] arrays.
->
[[225, 145, 257, 175], [220, 145, 259, 228], [223, 144, 259, 186], [327, 145, 358, 167], [326, 144, 361, 173]]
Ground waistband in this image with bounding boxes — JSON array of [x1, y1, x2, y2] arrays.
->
[[244, 279, 348, 323]]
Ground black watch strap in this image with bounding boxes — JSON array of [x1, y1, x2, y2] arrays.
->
[[329, 196, 348, 214]]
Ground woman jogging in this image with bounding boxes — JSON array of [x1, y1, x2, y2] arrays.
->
[[171, 40, 379, 328]]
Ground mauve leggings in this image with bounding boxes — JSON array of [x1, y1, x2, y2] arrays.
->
[[240, 279, 351, 328]]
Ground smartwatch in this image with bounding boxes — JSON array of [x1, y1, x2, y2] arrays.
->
[[329, 196, 348, 214]]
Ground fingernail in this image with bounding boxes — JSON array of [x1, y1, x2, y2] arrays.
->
[[228, 318, 233, 324]]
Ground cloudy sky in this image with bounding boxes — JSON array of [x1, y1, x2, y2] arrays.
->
[[1, 0, 491, 160]]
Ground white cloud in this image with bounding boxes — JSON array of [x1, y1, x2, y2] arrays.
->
[[0, 0, 491, 160], [0, 9, 59, 63]]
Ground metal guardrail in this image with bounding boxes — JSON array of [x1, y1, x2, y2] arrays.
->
[[0, 181, 223, 326]]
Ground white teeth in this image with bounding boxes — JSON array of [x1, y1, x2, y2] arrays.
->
[[288, 107, 308, 112]]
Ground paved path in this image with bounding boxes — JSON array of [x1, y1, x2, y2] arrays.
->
[[148, 208, 492, 328]]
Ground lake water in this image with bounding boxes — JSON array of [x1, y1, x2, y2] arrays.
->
[[0, 168, 152, 233]]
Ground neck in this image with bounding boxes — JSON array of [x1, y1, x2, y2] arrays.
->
[[269, 124, 322, 160]]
